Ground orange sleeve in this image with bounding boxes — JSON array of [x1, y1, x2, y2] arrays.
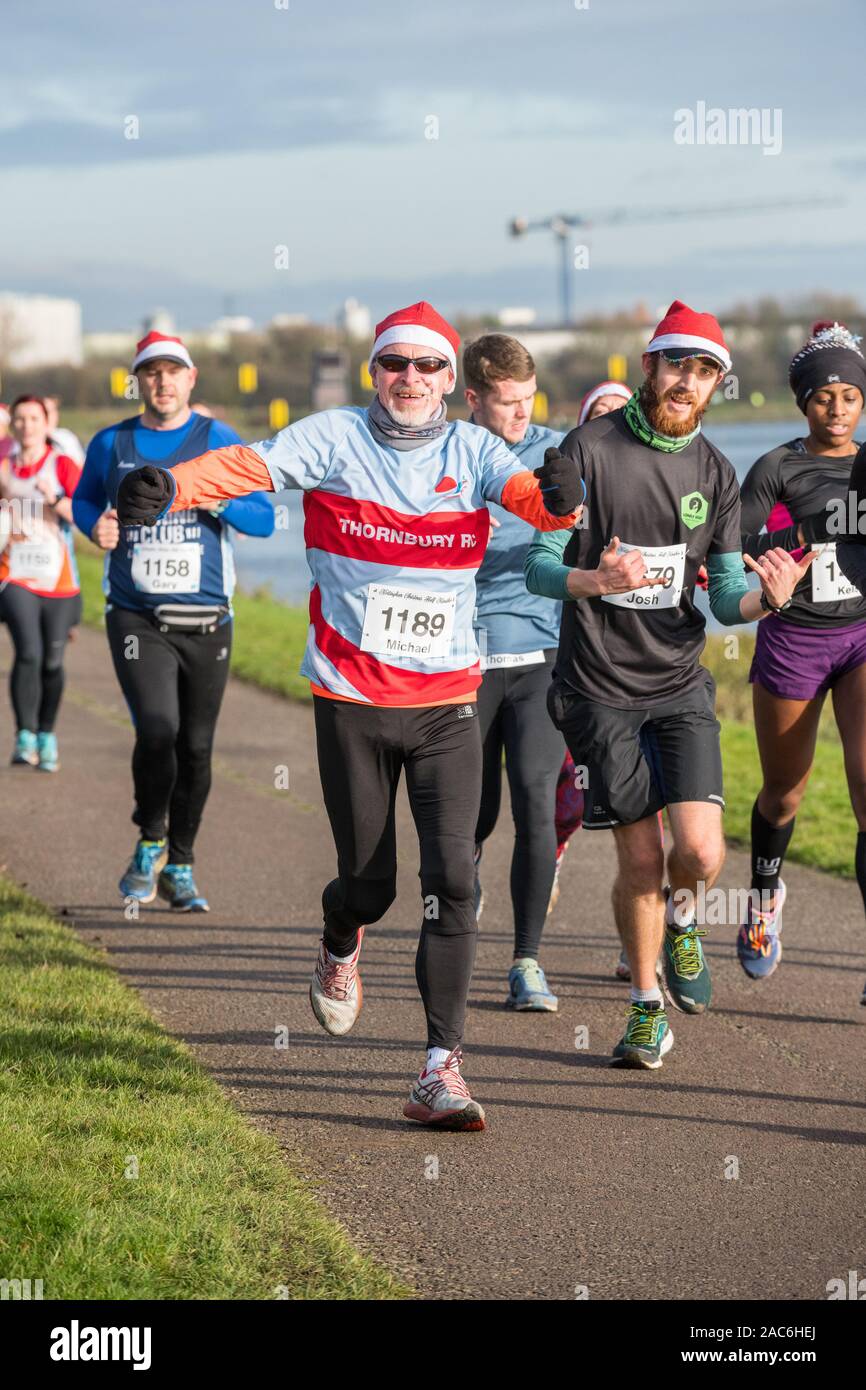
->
[[500, 471, 580, 532], [169, 445, 274, 512]]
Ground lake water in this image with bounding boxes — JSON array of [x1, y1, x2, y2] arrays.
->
[[231, 420, 808, 632]]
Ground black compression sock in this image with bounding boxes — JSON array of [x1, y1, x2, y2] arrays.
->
[[855, 833, 866, 917], [751, 800, 795, 894]]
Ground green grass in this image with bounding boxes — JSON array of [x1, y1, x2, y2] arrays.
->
[[0, 876, 409, 1300]]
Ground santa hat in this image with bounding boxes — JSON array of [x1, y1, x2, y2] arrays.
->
[[578, 379, 632, 427], [369, 301, 460, 382], [0, 403, 9, 426], [132, 331, 195, 372], [647, 299, 731, 373]]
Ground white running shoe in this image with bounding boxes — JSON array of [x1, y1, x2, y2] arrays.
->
[[309, 927, 364, 1036], [403, 1047, 486, 1131], [614, 949, 663, 982]]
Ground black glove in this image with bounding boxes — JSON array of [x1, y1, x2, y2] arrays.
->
[[117, 465, 174, 527], [533, 447, 584, 516]]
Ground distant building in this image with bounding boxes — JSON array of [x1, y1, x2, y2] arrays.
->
[[0, 293, 83, 368], [311, 350, 349, 410], [497, 307, 537, 328], [339, 298, 372, 339]]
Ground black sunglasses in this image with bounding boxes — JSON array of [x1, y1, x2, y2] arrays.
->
[[374, 354, 450, 375]]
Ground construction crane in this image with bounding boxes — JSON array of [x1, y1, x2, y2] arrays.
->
[[508, 198, 837, 326]]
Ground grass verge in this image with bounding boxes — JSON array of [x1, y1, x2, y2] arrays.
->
[[0, 876, 409, 1300]]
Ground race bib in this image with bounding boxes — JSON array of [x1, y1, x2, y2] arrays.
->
[[479, 650, 546, 671], [8, 538, 63, 587], [360, 582, 456, 660], [601, 541, 687, 611], [131, 542, 201, 594], [810, 543, 862, 604]]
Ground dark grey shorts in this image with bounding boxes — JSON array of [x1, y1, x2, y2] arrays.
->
[[547, 672, 724, 829]]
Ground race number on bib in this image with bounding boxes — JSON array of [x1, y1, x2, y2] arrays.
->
[[360, 582, 456, 660], [601, 541, 687, 610], [131, 542, 201, 595], [8, 539, 63, 587], [810, 543, 862, 604]]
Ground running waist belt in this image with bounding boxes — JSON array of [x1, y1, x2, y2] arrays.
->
[[150, 603, 229, 634]]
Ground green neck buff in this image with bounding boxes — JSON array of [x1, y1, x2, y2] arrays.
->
[[622, 390, 701, 453]]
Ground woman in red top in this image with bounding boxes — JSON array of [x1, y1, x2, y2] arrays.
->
[[0, 395, 83, 770]]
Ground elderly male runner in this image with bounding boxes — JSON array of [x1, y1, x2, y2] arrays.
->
[[116, 302, 583, 1130], [526, 300, 815, 1069]]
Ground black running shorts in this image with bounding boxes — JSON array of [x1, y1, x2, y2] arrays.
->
[[547, 671, 725, 829]]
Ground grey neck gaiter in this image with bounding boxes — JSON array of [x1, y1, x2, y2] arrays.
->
[[367, 394, 449, 451]]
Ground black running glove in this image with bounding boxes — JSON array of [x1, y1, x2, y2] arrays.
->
[[533, 447, 584, 516], [117, 465, 174, 527]]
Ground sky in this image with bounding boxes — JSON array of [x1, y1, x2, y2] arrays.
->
[[2, 0, 865, 331]]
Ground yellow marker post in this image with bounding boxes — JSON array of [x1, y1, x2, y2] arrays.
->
[[360, 362, 373, 391], [607, 354, 628, 383], [532, 390, 549, 424], [238, 362, 258, 394], [110, 367, 128, 398], [269, 398, 290, 431]]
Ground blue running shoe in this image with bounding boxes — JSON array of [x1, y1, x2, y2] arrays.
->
[[119, 838, 168, 904], [36, 731, 59, 773], [737, 880, 785, 979], [11, 730, 39, 766], [506, 958, 558, 1012], [158, 864, 210, 912]]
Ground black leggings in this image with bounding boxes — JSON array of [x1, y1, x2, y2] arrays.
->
[[475, 653, 565, 958], [0, 582, 79, 733], [106, 606, 232, 864], [313, 695, 482, 1050]]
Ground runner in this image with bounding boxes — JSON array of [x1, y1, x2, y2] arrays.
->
[[72, 331, 274, 911], [464, 333, 576, 1011], [114, 301, 584, 1129], [577, 380, 632, 427], [525, 299, 815, 1069], [738, 322, 866, 989], [0, 395, 83, 770], [579, 379, 654, 981]]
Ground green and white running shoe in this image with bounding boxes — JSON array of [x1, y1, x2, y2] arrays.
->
[[663, 921, 712, 1014], [611, 1002, 673, 1070]]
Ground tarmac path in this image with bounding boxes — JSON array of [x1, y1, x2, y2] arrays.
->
[[2, 624, 864, 1300]]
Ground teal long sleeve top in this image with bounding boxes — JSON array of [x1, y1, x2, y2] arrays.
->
[[523, 529, 753, 626]]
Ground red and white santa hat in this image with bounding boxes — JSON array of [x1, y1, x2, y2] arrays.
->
[[578, 379, 632, 427], [369, 301, 460, 383], [132, 331, 195, 372], [647, 299, 731, 373]]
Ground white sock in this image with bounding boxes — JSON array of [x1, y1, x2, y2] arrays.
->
[[631, 985, 663, 1006], [425, 1046, 451, 1073], [664, 887, 677, 926]]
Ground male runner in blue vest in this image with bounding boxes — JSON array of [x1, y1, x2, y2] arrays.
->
[[73, 331, 274, 911]]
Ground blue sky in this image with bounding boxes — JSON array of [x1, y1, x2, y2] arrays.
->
[[2, 0, 864, 330]]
